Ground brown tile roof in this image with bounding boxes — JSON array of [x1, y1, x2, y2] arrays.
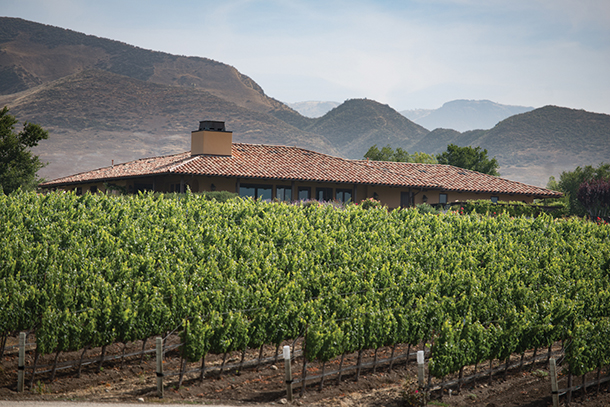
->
[[41, 143, 562, 198], [363, 160, 562, 198]]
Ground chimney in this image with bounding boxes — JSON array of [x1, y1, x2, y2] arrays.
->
[[191, 121, 232, 156]]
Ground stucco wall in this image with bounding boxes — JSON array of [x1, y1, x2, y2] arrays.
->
[[48, 176, 537, 206]]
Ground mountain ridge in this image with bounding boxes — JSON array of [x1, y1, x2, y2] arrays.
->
[[401, 99, 534, 132], [1, 17, 608, 187]]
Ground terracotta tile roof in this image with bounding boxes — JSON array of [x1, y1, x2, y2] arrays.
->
[[363, 160, 562, 198], [40, 143, 562, 198], [41, 151, 195, 186]]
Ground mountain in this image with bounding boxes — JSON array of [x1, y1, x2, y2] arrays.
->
[[1, 17, 608, 188], [413, 106, 610, 186], [400, 108, 434, 123], [0, 17, 292, 116], [287, 101, 341, 118], [401, 100, 534, 132], [302, 99, 429, 159], [0, 70, 336, 179]]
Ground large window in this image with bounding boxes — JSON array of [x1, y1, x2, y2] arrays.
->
[[276, 186, 292, 202], [240, 184, 272, 200], [336, 188, 352, 203], [298, 187, 311, 200], [491, 196, 499, 204], [316, 187, 333, 202], [439, 193, 448, 204]]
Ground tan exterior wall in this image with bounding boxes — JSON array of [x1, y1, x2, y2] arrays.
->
[[47, 176, 537, 206], [191, 130, 233, 156]]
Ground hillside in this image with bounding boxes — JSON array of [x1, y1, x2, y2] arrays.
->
[[0, 17, 293, 115], [1, 17, 608, 187], [413, 106, 610, 185], [401, 100, 534, 132], [0, 70, 335, 180], [303, 99, 429, 159]]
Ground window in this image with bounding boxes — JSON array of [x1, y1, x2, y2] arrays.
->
[[90, 186, 97, 193], [491, 196, 499, 204], [75, 187, 82, 196], [400, 191, 411, 208], [240, 184, 272, 200], [316, 187, 333, 202], [336, 188, 352, 203], [439, 193, 448, 204], [276, 186, 292, 202], [298, 187, 311, 200]]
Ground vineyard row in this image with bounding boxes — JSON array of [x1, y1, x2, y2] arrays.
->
[[1, 191, 609, 382]]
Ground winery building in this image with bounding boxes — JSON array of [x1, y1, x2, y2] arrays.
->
[[39, 121, 562, 207]]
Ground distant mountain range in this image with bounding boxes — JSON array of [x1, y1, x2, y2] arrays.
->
[[1, 17, 608, 187], [287, 101, 340, 118], [400, 100, 534, 132], [292, 99, 534, 132]]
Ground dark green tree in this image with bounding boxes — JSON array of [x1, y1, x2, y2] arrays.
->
[[0, 106, 48, 194], [549, 163, 610, 216], [364, 144, 437, 164], [436, 144, 500, 176], [577, 178, 610, 220]]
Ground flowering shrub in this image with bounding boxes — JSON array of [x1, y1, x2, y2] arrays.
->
[[359, 197, 383, 210]]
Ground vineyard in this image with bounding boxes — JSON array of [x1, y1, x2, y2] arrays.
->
[[1, 191, 610, 401]]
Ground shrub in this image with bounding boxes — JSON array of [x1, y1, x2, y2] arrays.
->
[[359, 197, 383, 210], [201, 191, 239, 202]]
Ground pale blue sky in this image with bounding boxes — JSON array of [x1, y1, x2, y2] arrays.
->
[[3, 0, 610, 113]]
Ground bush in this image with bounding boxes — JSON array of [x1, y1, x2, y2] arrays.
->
[[201, 191, 239, 202], [449, 200, 567, 218], [359, 197, 383, 210], [415, 203, 441, 215]]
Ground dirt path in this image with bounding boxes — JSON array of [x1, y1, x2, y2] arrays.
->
[[2, 337, 609, 406]]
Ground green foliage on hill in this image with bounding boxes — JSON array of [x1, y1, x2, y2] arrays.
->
[[436, 144, 500, 176], [363, 144, 437, 163]]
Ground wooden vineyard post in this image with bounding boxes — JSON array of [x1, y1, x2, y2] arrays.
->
[[156, 337, 164, 398], [417, 350, 425, 387], [417, 350, 426, 405], [284, 345, 293, 402], [17, 332, 25, 392], [549, 358, 559, 407]]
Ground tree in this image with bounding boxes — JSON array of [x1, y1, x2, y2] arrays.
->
[[436, 144, 500, 176], [577, 178, 610, 220], [548, 163, 610, 217], [0, 106, 48, 194], [364, 144, 437, 164]]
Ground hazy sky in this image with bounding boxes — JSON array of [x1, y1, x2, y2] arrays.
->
[[3, 0, 610, 113]]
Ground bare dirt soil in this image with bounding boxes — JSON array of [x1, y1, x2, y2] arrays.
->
[[1, 336, 609, 406]]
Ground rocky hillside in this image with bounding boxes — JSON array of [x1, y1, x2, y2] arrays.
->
[[0, 70, 335, 179], [412, 106, 610, 185], [1, 17, 608, 187], [302, 99, 429, 159]]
